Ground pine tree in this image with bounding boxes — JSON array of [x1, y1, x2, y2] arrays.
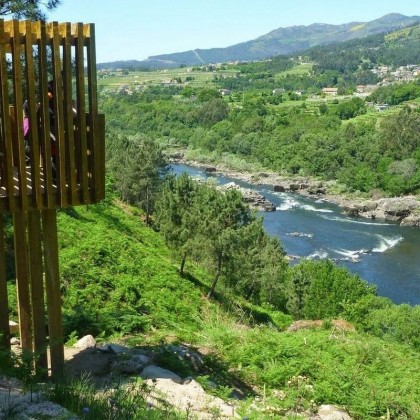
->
[[0, 1, 61, 20]]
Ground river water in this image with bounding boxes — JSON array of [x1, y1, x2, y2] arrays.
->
[[171, 163, 420, 305]]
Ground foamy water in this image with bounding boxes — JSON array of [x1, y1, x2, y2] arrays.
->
[[300, 204, 334, 213], [276, 197, 333, 213], [307, 250, 329, 260], [276, 197, 299, 211], [321, 214, 394, 226], [372, 235, 403, 253]]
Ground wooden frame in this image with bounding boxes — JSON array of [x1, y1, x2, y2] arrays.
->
[[0, 19, 105, 378]]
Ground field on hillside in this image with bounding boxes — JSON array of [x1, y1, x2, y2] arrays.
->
[[274, 62, 313, 80], [98, 67, 238, 91]]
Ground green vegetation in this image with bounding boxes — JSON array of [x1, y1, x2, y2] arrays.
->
[[101, 82, 420, 196], [2, 21, 420, 420], [4, 191, 419, 418], [98, 25, 420, 198]]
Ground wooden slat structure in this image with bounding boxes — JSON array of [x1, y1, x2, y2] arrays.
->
[[0, 20, 105, 378]]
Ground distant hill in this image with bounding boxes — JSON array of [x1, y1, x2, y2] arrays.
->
[[303, 23, 420, 68], [98, 13, 420, 70]]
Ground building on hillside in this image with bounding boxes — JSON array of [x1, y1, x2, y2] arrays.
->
[[374, 103, 389, 111], [322, 87, 338, 96], [219, 89, 231, 96], [273, 88, 285, 95]]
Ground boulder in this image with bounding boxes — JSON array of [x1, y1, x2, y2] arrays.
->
[[273, 184, 285, 192], [131, 354, 151, 366], [343, 206, 359, 217], [73, 335, 96, 349], [401, 214, 420, 226], [107, 343, 130, 354], [144, 378, 236, 419], [10, 337, 20, 345], [168, 152, 184, 161], [109, 352, 152, 374], [312, 404, 351, 419], [111, 359, 143, 375], [356, 200, 377, 212], [140, 365, 182, 384]]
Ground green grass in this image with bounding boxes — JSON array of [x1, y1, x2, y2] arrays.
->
[[274, 63, 313, 80]]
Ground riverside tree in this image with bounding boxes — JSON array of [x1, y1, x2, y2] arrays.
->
[[107, 134, 168, 224], [223, 218, 288, 308], [192, 186, 255, 299], [155, 173, 201, 275], [155, 176, 289, 305]]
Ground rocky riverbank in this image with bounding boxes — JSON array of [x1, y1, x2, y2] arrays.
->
[[170, 154, 420, 226]]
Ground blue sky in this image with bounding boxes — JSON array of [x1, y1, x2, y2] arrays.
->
[[47, 0, 420, 63]]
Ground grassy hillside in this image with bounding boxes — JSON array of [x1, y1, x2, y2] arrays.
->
[[30, 194, 419, 419]]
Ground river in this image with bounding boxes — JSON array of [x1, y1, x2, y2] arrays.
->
[[171, 163, 420, 305]]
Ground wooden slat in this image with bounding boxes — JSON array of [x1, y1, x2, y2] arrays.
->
[[87, 25, 99, 202], [13, 211, 33, 352], [0, 21, 16, 212], [86, 24, 98, 202], [75, 22, 89, 204], [27, 210, 47, 375], [0, 215, 10, 351], [24, 20, 42, 209], [61, 22, 77, 204], [51, 22, 67, 207], [37, 21, 55, 207], [42, 209, 64, 378], [11, 20, 28, 211], [97, 114, 106, 200]]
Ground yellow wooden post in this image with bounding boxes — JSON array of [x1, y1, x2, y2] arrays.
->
[[0, 215, 10, 351], [13, 211, 33, 352], [27, 210, 48, 375], [42, 209, 64, 378]]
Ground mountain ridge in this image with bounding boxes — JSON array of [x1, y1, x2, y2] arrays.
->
[[98, 13, 420, 70]]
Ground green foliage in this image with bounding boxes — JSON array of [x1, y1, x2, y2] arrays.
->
[[155, 176, 288, 304], [196, 98, 229, 126], [203, 317, 420, 419], [286, 260, 376, 319], [0, 0, 61, 20], [0, 391, 21, 419], [106, 133, 169, 224], [378, 107, 420, 159], [368, 81, 420, 105], [335, 97, 367, 120], [344, 294, 420, 349]]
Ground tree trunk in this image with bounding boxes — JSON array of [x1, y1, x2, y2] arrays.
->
[[179, 251, 187, 275], [145, 185, 150, 226], [207, 255, 222, 299]]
